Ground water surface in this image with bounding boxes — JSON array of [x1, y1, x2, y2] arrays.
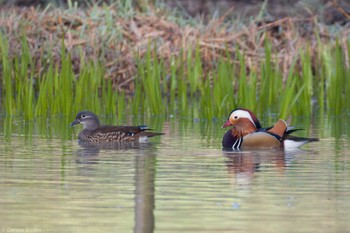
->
[[1, 116, 350, 232]]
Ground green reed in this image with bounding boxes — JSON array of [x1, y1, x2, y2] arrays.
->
[[298, 47, 313, 114], [260, 41, 284, 116], [326, 40, 348, 115], [13, 36, 33, 120], [212, 53, 235, 118], [315, 38, 350, 116], [168, 55, 178, 113], [134, 45, 165, 115], [59, 44, 74, 116], [200, 49, 236, 120], [176, 49, 189, 114], [347, 40, 350, 111], [1, 33, 350, 139], [35, 58, 55, 117], [236, 48, 257, 111], [0, 34, 120, 138], [187, 44, 203, 96], [0, 34, 14, 117]]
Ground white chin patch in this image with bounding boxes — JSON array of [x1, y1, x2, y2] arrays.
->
[[80, 122, 86, 128]]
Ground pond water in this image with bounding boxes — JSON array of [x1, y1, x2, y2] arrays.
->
[[1, 114, 350, 233]]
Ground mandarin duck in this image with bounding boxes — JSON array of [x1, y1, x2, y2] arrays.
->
[[222, 108, 318, 150], [71, 111, 164, 143]]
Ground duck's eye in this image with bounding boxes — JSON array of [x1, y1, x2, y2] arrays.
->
[[234, 116, 238, 119], [81, 114, 86, 119]]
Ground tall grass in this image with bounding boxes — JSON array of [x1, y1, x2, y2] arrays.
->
[[1, 34, 14, 117], [259, 39, 280, 111], [136, 44, 165, 115], [1, 34, 350, 138], [236, 48, 257, 111], [0, 34, 119, 138], [326, 40, 347, 115]]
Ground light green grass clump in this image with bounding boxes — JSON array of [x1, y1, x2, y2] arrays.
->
[[0, 33, 349, 136]]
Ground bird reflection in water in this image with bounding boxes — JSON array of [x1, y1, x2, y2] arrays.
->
[[223, 148, 305, 186], [77, 140, 154, 154], [75, 140, 156, 165]]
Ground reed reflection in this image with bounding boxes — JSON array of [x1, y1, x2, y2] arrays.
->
[[73, 140, 157, 233], [134, 154, 156, 233]]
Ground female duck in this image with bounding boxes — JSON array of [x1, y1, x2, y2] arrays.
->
[[71, 111, 163, 143]]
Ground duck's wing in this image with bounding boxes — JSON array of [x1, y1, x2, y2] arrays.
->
[[98, 125, 164, 138], [239, 120, 288, 148], [241, 131, 281, 148], [255, 119, 287, 140], [222, 129, 281, 149], [98, 125, 145, 133], [267, 119, 287, 138]]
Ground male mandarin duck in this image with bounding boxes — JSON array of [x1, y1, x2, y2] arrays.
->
[[222, 108, 318, 150], [71, 111, 164, 143]]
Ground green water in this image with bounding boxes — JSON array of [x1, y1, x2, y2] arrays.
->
[[0, 114, 350, 232]]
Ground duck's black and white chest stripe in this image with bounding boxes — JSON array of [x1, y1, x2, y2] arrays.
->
[[222, 130, 242, 149], [232, 137, 243, 149]]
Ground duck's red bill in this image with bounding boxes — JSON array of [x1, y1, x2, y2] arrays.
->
[[221, 120, 232, 128]]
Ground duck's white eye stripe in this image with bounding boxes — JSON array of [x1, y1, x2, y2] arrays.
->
[[230, 110, 256, 127]]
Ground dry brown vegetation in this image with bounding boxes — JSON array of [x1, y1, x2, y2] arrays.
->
[[0, 1, 349, 93]]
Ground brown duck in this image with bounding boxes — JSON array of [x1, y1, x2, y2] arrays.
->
[[71, 111, 163, 143], [222, 108, 318, 150]]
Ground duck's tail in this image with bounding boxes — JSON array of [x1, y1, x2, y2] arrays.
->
[[283, 127, 319, 148]]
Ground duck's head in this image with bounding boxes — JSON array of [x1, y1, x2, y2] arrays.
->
[[70, 111, 100, 130], [222, 108, 261, 129]]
